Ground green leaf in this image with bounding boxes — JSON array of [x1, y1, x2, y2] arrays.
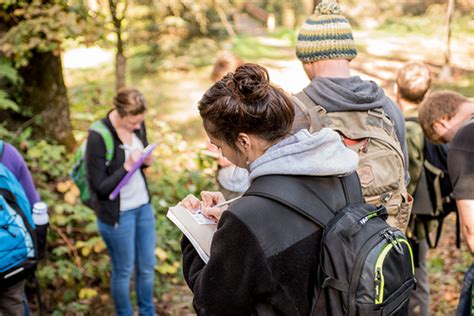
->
[[0, 60, 21, 84], [0, 91, 20, 112]]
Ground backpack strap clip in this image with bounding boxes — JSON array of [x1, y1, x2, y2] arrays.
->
[[320, 274, 349, 293], [292, 92, 331, 132], [367, 108, 396, 137]]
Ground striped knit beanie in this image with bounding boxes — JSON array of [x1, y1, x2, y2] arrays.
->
[[296, 0, 357, 63]]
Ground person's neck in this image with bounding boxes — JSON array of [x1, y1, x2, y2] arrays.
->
[[398, 98, 419, 113], [307, 59, 352, 79]]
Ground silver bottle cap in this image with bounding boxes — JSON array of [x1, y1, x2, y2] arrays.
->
[[33, 201, 48, 213]]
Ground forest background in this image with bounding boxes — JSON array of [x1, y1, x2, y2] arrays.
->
[[0, 0, 473, 315]]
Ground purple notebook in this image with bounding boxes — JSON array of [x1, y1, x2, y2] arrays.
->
[[109, 143, 157, 200]]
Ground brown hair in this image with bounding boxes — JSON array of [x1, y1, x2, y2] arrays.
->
[[199, 63, 295, 148], [396, 62, 431, 104], [210, 52, 244, 82], [113, 88, 147, 117], [418, 90, 469, 143]]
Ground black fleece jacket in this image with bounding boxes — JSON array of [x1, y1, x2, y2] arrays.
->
[[85, 113, 149, 226], [182, 173, 363, 315]]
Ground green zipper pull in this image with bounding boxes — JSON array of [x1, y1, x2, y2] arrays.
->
[[375, 267, 382, 304]]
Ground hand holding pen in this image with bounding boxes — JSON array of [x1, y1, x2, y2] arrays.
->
[[180, 192, 241, 222]]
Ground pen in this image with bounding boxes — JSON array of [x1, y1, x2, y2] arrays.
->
[[195, 195, 242, 215], [213, 195, 242, 208]]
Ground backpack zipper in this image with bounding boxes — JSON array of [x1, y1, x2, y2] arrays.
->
[[374, 237, 414, 304], [347, 229, 384, 315]]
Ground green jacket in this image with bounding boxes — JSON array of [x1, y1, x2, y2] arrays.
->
[[404, 107, 427, 239]]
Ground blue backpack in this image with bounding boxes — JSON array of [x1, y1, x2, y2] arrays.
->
[[0, 140, 38, 288]]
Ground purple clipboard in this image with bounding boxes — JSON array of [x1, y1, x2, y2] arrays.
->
[[109, 143, 157, 200]]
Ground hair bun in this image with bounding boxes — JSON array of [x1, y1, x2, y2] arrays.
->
[[232, 63, 270, 102]]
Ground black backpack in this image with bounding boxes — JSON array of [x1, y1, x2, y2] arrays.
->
[[246, 175, 417, 316], [407, 118, 459, 248]]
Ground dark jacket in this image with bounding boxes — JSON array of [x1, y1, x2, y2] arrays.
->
[[85, 113, 149, 225], [182, 173, 363, 315]]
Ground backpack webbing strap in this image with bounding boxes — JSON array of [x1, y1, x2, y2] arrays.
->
[[424, 160, 444, 213], [321, 276, 349, 292], [90, 121, 114, 164], [292, 92, 326, 133], [422, 207, 461, 249]]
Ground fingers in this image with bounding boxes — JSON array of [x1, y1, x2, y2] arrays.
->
[[144, 154, 155, 166], [200, 191, 225, 208], [202, 206, 224, 222], [180, 194, 201, 212], [130, 149, 142, 162]]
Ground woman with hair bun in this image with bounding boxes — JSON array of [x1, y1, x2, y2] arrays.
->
[[180, 63, 362, 314], [86, 88, 156, 316]]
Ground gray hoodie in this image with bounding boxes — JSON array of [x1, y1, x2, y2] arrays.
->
[[303, 76, 409, 185], [249, 128, 359, 182]]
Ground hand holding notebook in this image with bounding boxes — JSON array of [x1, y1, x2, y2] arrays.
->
[[167, 195, 241, 263], [109, 143, 157, 200]]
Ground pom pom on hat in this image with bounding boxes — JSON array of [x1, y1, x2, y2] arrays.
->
[[296, 0, 357, 63]]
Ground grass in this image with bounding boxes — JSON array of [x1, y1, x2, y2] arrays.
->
[[231, 34, 292, 62], [433, 73, 474, 98], [376, 8, 474, 39]]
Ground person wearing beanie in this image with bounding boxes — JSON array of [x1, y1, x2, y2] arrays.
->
[[296, 0, 357, 63], [294, 0, 410, 220]]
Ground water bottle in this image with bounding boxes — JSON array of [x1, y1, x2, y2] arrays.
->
[[32, 202, 49, 225], [32, 201, 49, 259]]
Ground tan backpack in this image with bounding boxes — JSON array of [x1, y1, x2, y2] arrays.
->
[[292, 92, 412, 231]]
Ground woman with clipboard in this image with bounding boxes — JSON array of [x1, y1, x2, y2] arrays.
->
[[85, 88, 156, 316]]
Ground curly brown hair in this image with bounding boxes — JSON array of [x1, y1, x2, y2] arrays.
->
[[199, 63, 295, 149]]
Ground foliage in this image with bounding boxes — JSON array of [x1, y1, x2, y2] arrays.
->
[[123, 0, 234, 73], [0, 58, 22, 112], [0, 0, 104, 67]]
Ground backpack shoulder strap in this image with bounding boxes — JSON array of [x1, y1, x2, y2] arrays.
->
[[244, 175, 336, 227], [90, 121, 114, 163], [292, 92, 327, 132]]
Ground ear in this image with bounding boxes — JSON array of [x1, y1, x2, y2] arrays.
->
[[302, 63, 315, 79], [432, 117, 449, 137], [235, 133, 251, 152]]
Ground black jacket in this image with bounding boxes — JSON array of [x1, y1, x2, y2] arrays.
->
[[182, 173, 363, 315], [85, 113, 149, 225]]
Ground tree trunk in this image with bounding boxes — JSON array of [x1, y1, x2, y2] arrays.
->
[[109, 0, 127, 91], [115, 32, 126, 91], [282, 0, 296, 28], [439, 0, 455, 81], [18, 51, 76, 151]]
